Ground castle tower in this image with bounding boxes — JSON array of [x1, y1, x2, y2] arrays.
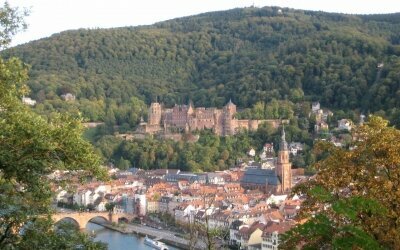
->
[[222, 99, 237, 135], [276, 126, 292, 193], [148, 102, 162, 125], [188, 101, 194, 115], [225, 99, 236, 115]]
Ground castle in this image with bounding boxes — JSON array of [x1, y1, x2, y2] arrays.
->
[[137, 101, 281, 136]]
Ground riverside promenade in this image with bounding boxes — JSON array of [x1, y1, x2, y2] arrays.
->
[[94, 221, 206, 249]]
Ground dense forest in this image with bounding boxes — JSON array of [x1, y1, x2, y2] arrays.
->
[[91, 122, 315, 173], [2, 6, 400, 170], [2, 7, 400, 126]]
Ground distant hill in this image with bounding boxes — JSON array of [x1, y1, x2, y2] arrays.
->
[[3, 7, 400, 125]]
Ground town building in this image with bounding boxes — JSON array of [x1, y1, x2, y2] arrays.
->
[[61, 93, 76, 101], [311, 102, 320, 113], [133, 189, 146, 216], [338, 119, 353, 131], [261, 221, 295, 250], [22, 96, 36, 106]]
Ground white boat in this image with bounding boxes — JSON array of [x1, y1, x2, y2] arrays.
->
[[144, 236, 169, 250]]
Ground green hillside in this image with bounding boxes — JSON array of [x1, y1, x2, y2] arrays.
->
[[3, 7, 400, 125]]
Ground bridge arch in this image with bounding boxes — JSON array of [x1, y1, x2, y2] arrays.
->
[[52, 212, 112, 229], [52, 212, 136, 229], [86, 215, 109, 228], [53, 217, 80, 229]]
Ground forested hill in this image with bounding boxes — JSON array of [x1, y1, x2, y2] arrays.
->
[[3, 7, 400, 123]]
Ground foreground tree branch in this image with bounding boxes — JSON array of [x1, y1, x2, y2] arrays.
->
[[282, 116, 400, 249]]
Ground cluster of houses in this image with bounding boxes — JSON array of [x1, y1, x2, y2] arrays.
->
[[52, 130, 309, 249], [312, 101, 331, 133], [312, 101, 358, 134], [311, 102, 361, 149], [53, 167, 305, 249]]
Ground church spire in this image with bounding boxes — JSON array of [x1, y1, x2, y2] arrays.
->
[[276, 124, 292, 193], [280, 126, 288, 151]]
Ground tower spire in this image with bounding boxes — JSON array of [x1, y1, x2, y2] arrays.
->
[[276, 124, 292, 193], [280, 125, 288, 151]]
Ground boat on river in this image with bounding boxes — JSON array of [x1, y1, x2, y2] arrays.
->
[[144, 236, 169, 250]]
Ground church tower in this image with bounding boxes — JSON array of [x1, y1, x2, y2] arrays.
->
[[276, 126, 292, 193]]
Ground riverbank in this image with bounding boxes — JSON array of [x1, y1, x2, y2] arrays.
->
[[90, 221, 130, 234], [90, 221, 201, 249]]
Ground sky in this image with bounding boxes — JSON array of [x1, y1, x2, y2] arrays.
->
[[5, 0, 400, 47]]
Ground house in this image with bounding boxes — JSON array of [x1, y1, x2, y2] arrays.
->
[[330, 136, 344, 147], [338, 119, 353, 131], [88, 192, 100, 205], [237, 221, 266, 249], [174, 203, 196, 223], [260, 143, 275, 161], [178, 180, 190, 190], [263, 143, 274, 155], [123, 195, 136, 214], [289, 142, 304, 156], [314, 121, 329, 133], [248, 148, 256, 157], [208, 210, 231, 229], [192, 210, 204, 226], [261, 221, 295, 250], [115, 133, 134, 141], [133, 189, 146, 216], [104, 193, 121, 204], [145, 176, 165, 187], [259, 209, 284, 225], [73, 189, 92, 206], [82, 122, 105, 128], [261, 160, 275, 169], [245, 162, 262, 169], [95, 198, 107, 212], [229, 220, 245, 246], [311, 102, 320, 113], [224, 183, 243, 193], [61, 93, 76, 101], [166, 172, 204, 183], [283, 204, 300, 219], [207, 173, 225, 185], [266, 194, 287, 207], [22, 96, 36, 106], [93, 183, 111, 194], [147, 199, 160, 213], [159, 196, 172, 214], [55, 190, 68, 203]]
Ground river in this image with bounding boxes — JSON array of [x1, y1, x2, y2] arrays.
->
[[86, 222, 181, 250]]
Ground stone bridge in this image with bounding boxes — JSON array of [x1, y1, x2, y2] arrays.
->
[[52, 212, 135, 229]]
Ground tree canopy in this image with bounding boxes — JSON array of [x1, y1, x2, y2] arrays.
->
[[282, 116, 400, 249], [0, 3, 106, 248]]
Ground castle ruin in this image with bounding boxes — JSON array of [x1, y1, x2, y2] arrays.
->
[[137, 101, 281, 136]]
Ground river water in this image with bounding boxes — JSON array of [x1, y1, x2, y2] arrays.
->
[[86, 222, 180, 250]]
